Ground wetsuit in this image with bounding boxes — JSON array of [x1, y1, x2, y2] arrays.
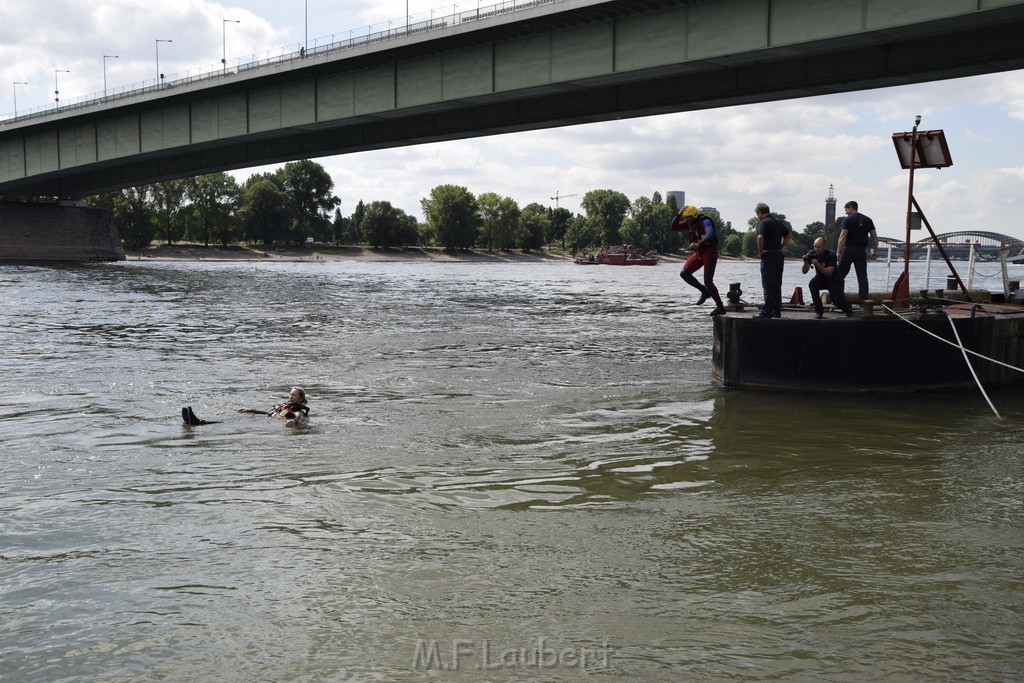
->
[[184, 403, 310, 426], [671, 213, 725, 313], [270, 402, 310, 422], [237, 402, 310, 423]]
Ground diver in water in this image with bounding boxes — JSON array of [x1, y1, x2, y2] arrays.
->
[[183, 386, 310, 427]]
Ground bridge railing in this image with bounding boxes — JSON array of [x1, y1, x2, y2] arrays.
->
[[2, 0, 559, 126]]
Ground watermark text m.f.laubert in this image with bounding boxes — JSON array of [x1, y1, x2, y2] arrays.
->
[[412, 637, 612, 671]]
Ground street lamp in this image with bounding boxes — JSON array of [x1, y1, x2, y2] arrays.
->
[[155, 38, 172, 86], [222, 19, 240, 73], [103, 55, 118, 96], [54, 69, 69, 107], [12, 81, 27, 117], [304, 0, 308, 54]]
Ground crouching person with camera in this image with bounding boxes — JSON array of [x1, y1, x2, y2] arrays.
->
[[802, 237, 854, 319]]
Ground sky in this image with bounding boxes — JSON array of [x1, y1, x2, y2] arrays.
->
[[2, 0, 1023, 240]]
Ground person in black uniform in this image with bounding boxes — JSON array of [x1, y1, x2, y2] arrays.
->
[[754, 202, 791, 318], [802, 237, 854, 319], [836, 200, 879, 304]]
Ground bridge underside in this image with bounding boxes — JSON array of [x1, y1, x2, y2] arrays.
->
[[4, 1, 1024, 197]]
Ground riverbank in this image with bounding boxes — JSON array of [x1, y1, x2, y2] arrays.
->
[[126, 244, 577, 263], [125, 244, 740, 264]]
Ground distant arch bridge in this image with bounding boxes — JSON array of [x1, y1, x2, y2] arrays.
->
[[878, 231, 1023, 261]]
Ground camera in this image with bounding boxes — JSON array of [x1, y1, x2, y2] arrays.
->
[[802, 250, 816, 263]]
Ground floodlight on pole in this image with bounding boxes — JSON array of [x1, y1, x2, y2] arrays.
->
[[103, 55, 119, 97], [223, 19, 240, 73], [13, 81, 27, 117], [155, 39, 173, 86], [54, 69, 69, 107]]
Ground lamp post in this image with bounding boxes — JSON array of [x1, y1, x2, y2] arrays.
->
[[103, 55, 118, 96], [54, 69, 69, 107], [222, 19, 240, 73], [155, 38, 172, 86], [13, 81, 27, 117]]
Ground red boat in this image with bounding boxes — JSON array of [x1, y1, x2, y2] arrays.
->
[[574, 246, 658, 266]]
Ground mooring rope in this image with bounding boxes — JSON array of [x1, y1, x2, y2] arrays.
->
[[946, 315, 1001, 418]]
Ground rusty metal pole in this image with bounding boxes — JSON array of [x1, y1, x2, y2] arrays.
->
[[904, 116, 921, 282]]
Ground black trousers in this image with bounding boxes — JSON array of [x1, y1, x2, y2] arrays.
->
[[839, 244, 869, 301], [760, 250, 785, 316], [809, 274, 852, 315]]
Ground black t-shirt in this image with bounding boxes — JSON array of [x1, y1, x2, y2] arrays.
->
[[841, 212, 875, 246], [757, 215, 790, 250], [812, 249, 841, 279]]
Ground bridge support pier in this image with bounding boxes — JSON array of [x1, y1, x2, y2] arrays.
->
[[0, 200, 125, 262]]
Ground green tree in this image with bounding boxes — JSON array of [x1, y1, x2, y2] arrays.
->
[[151, 179, 188, 245], [621, 193, 679, 253], [722, 233, 743, 257], [89, 187, 156, 250], [548, 206, 573, 249], [564, 214, 600, 254], [477, 192, 522, 250], [826, 216, 844, 250], [238, 179, 290, 245], [421, 184, 479, 251], [332, 208, 358, 245], [399, 212, 419, 247], [580, 189, 630, 246], [665, 192, 679, 213], [800, 221, 826, 253], [183, 172, 239, 246], [360, 200, 405, 248], [519, 203, 550, 252], [742, 229, 759, 258], [619, 195, 652, 252], [276, 160, 340, 244]]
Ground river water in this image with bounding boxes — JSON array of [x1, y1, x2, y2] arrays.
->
[[1, 257, 1022, 682]]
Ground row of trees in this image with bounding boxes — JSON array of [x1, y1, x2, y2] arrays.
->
[[87, 160, 344, 250], [37, 158, 844, 256]]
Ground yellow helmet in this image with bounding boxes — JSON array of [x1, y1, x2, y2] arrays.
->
[[680, 205, 699, 218]]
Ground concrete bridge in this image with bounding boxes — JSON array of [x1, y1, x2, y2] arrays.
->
[[5, 0, 1024, 198], [2, 0, 1024, 259]]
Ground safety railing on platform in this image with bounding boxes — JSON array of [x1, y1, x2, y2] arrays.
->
[[880, 243, 981, 291], [2, 0, 559, 126]]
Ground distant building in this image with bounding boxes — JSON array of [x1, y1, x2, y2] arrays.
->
[[667, 190, 685, 209], [701, 206, 718, 215], [825, 184, 837, 228]]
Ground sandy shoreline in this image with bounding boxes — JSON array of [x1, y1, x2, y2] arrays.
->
[[127, 244, 574, 263], [126, 244, 696, 264]]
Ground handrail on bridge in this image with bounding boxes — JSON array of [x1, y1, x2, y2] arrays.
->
[[1, 0, 558, 126]]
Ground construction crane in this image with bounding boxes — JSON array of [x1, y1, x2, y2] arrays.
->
[[550, 190, 578, 208]]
